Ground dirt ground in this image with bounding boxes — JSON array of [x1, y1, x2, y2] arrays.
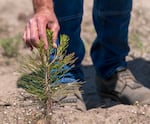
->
[[0, 0, 150, 124]]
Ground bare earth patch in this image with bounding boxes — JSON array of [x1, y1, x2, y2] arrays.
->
[[0, 0, 150, 124]]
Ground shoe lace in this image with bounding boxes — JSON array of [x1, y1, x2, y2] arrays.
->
[[118, 69, 141, 88]]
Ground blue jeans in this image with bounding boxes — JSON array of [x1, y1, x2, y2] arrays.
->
[[53, 0, 132, 79]]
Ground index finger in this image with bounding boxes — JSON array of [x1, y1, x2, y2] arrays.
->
[[37, 19, 48, 49]]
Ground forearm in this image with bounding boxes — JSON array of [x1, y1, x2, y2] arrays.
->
[[32, 0, 54, 13]]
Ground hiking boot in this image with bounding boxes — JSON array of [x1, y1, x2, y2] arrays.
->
[[52, 66, 86, 112], [53, 82, 87, 112], [96, 67, 150, 105]]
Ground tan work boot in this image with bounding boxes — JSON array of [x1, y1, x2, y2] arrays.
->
[[53, 83, 87, 112], [96, 68, 150, 105]]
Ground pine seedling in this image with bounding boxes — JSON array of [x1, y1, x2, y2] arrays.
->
[[18, 29, 81, 123]]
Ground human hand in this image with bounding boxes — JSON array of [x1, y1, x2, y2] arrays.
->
[[23, 9, 60, 50]]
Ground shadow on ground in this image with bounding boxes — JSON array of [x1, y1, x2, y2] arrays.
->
[[81, 57, 150, 110]]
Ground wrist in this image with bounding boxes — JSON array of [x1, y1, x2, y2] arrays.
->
[[35, 6, 54, 14], [33, 0, 54, 13]]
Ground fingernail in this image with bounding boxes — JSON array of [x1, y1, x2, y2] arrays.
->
[[53, 43, 57, 48], [44, 45, 48, 50]]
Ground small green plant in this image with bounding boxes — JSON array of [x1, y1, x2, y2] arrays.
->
[[0, 35, 21, 58], [18, 29, 80, 123]]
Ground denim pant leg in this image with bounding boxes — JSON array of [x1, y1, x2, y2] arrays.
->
[[91, 0, 132, 79], [53, 0, 85, 83], [54, 0, 85, 66]]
